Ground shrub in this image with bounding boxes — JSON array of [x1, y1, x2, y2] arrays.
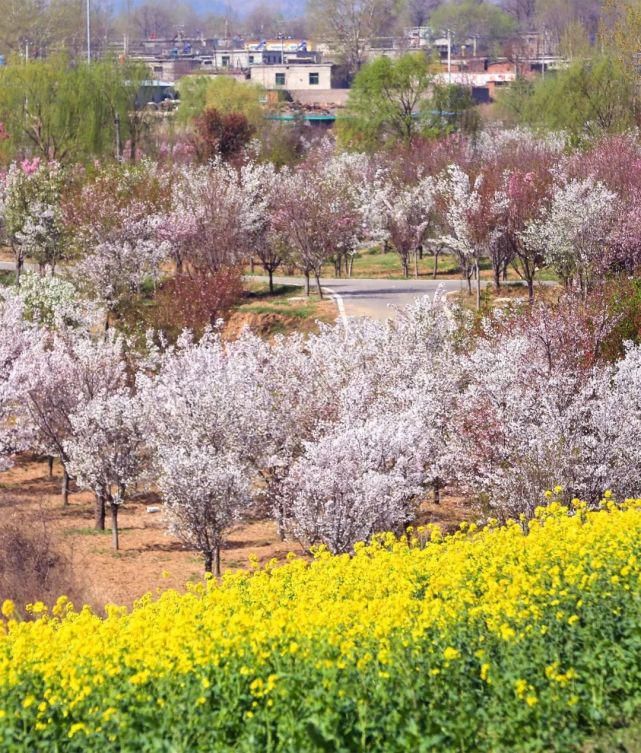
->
[[153, 269, 244, 336], [0, 508, 85, 611]]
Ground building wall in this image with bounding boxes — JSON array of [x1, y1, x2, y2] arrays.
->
[[250, 65, 332, 90]]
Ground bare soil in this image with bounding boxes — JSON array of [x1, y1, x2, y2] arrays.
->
[[0, 457, 472, 608]]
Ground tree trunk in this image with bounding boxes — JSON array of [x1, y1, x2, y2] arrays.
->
[[95, 493, 106, 531], [466, 269, 472, 295], [315, 273, 323, 299], [268, 268, 274, 295], [62, 467, 70, 506], [475, 260, 481, 311], [414, 250, 419, 279], [433, 251, 439, 279], [304, 271, 310, 297], [215, 544, 221, 577], [527, 276, 535, 305], [433, 480, 441, 505], [249, 257, 255, 274], [347, 256, 354, 278], [111, 504, 119, 551], [402, 257, 409, 278], [47, 456, 54, 479], [204, 549, 213, 573], [493, 265, 501, 291], [15, 255, 23, 286]]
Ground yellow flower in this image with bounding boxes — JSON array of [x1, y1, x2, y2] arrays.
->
[[68, 722, 87, 738], [443, 647, 460, 661], [1, 599, 15, 619]]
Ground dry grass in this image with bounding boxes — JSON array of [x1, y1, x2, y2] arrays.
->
[[448, 281, 562, 312]]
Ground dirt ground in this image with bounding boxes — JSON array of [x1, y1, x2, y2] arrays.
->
[[0, 456, 472, 609]]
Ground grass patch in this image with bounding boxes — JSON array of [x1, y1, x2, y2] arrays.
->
[[583, 716, 641, 752], [63, 527, 111, 537], [0, 269, 16, 287], [229, 282, 335, 336]]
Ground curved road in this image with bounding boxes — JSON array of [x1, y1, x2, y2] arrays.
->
[[0, 260, 470, 321], [259, 275, 468, 321]]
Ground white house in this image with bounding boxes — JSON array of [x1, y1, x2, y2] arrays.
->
[[249, 63, 333, 91]]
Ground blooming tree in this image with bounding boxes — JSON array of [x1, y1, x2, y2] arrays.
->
[[1, 161, 67, 279], [365, 173, 436, 278], [12, 330, 129, 511], [522, 176, 616, 292], [65, 390, 148, 551]]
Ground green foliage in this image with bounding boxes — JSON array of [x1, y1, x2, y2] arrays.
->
[[499, 56, 640, 137], [177, 76, 266, 129], [0, 56, 148, 163], [337, 53, 440, 150], [429, 0, 516, 45]]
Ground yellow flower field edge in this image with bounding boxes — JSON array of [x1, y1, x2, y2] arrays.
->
[[2, 500, 641, 752]]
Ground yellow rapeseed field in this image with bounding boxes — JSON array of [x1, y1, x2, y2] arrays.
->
[[2, 498, 641, 751]]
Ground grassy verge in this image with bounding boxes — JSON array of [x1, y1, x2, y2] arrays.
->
[[583, 717, 641, 752], [249, 252, 560, 284], [228, 282, 336, 338], [449, 281, 562, 312]]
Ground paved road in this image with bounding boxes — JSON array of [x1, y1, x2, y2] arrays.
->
[[258, 275, 468, 320], [0, 260, 37, 273], [0, 261, 469, 321]]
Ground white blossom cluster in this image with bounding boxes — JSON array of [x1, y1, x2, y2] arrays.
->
[[3, 289, 641, 568]]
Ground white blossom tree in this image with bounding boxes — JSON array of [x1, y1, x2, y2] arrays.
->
[[521, 176, 617, 293], [159, 447, 251, 574], [65, 390, 148, 551], [12, 330, 129, 511]]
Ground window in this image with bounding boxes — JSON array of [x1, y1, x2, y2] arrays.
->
[[309, 72, 319, 85], [221, 55, 230, 67], [248, 55, 254, 64], [275, 72, 285, 86]]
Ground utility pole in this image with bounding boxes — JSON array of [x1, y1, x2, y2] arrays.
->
[[86, 0, 91, 63], [447, 29, 452, 84]]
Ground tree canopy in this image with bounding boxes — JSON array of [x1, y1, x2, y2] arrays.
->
[[177, 76, 267, 129], [499, 56, 641, 137], [0, 56, 149, 163]]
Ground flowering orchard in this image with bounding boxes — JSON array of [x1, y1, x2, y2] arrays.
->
[[4, 131, 641, 300], [2, 281, 641, 571], [1, 502, 641, 751]]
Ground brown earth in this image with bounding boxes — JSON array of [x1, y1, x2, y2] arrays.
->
[[0, 456, 472, 609]]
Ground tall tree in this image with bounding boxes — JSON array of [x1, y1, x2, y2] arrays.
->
[[0, 57, 148, 163], [337, 53, 438, 150], [308, 0, 403, 79]]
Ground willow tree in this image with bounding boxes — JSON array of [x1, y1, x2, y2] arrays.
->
[[0, 56, 147, 163]]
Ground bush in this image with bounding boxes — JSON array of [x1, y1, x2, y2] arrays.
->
[[3, 501, 641, 751], [0, 509, 85, 611], [152, 269, 244, 337]]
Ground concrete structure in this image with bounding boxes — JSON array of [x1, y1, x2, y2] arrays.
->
[[250, 63, 333, 91]]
